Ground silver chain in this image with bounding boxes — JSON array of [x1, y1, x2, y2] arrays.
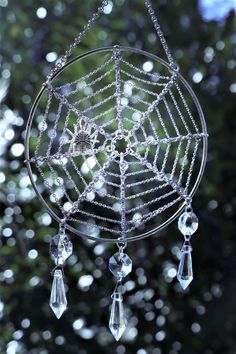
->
[[45, 0, 109, 83], [144, 0, 178, 70], [45, 0, 178, 84]]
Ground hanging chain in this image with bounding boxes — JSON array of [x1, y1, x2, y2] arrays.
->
[[45, 0, 178, 84], [144, 0, 178, 70], [45, 0, 109, 83]]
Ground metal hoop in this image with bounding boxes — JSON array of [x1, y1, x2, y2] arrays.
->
[[25, 46, 208, 243]]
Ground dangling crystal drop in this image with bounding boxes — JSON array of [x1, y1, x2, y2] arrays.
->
[[109, 291, 127, 341], [49, 269, 67, 319], [50, 231, 73, 266], [177, 244, 193, 290], [178, 211, 198, 236]]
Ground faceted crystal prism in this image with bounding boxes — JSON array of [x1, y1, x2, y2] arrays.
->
[[109, 292, 127, 341], [109, 252, 132, 278], [178, 212, 198, 236], [50, 269, 67, 319], [50, 233, 73, 266], [177, 244, 193, 290]]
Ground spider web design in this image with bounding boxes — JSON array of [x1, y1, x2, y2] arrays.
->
[[27, 47, 207, 240]]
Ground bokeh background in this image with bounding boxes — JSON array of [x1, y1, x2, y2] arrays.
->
[[0, 0, 236, 353]]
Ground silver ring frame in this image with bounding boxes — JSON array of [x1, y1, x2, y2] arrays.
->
[[25, 46, 208, 243]]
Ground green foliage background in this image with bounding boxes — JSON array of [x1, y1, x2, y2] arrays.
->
[[0, 0, 236, 353]]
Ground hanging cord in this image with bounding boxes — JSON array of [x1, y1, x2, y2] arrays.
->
[[144, 0, 178, 71], [45, 0, 109, 83]]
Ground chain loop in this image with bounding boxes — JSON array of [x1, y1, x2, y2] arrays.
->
[[45, 0, 178, 83]]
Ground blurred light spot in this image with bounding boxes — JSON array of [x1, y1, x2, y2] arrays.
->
[[4, 269, 13, 279], [227, 59, 236, 69], [199, 0, 236, 21], [55, 336, 65, 345], [81, 156, 96, 174], [11, 143, 24, 157], [216, 40, 225, 50], [0, 0, 8, 7], [78, 275, 94, 289], [103, 1, 113, 14], [196, 304, 206, 315], [46, 52, 58, 62], [7, 340, 18, 354], [21, 318, 30, 328], [155, 330, 166, 341], [191, 322, 201, 333], [211, 283, 223, 297], [86, 191, 95, 201], [167, 267, 177, 278], [192, 72, 203, 83], [42, 213, 52, 226], [3, 228, 12, 237], [13, 330, 23, 340], [63, 202, 73, 212], [204, 46, 214, 63], [94, 244, 105, 255], [124, 327, 138, 341], [36, 7, 47, 19], [25, 229, 35, 239], [28, 249, 38, 259], [137, 349, 147, 354], [79, 328, 94, 339], [230, 83, 236, 93], [29, 276, 40, 286], [42, 331, 51, 340], [143, 61, 154, 72], [125, 280, 135, 291], [73, 318, 85, 331], [5, 129, 14, 140], [0, 172, 5, 183], [208, 199, 218, 210], [156, 315, 166, 327]]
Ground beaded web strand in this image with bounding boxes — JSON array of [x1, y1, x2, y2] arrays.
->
[[26, 47, 207, 242]]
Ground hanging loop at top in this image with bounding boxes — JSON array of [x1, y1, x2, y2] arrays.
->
[[46, 0, 179, 83]]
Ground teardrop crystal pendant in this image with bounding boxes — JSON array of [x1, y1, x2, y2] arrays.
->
[[177, 244, 193, 290], [49, 269, 67, 319], [109, 291, 127, 341]]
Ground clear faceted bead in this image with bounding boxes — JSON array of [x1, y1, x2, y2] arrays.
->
[[50, 233, 73, 266], [49, 269, 67, 319], [177, 244, 193, 290], [109, 292, 127, 341], [178, 211, 198, 236], [109, 252, 132, 278]]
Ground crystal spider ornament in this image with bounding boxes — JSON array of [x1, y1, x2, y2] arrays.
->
[[66, 119, 98, 155]]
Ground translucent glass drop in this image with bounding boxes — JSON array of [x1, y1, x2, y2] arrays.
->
[[178, 211, 198, 236], [177, 244, 193, 290], [49, 269, 67, 319], [109, 292, 127, 341], [109, 252, 132, 278], [50, 233, 73, 266]]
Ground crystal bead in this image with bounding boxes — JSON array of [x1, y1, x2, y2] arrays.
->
[[178, 211, 198, 236], [49, 269, 67, 319], [177, 244, 193, 290], [109, 292, 127, 341], [109, 252, 132, 278], [50, 233, 73, 266]]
